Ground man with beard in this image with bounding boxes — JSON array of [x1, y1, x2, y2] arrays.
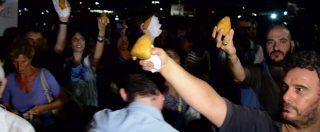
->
[[213, 24, 295, 120], [139, 48, 320, 132]]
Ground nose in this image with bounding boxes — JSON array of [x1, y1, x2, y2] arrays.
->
[[282, 87, 296, 103], [14, 62, 23, 71], [272, 41, 281, 50]]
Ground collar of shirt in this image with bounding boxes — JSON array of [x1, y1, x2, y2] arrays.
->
[[128, 102, 164, 121]]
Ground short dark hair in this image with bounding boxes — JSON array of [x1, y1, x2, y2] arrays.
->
[[284, 51, 320, 80], [123, 73, 160, 102], [9, 39, 35, 60]]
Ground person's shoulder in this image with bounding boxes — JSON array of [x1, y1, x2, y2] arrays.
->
[[89, 108, 128, 131], [0, 108, 35, 132], [93, 108, 126, 122], [40, 68, 54, 76], [219, 99, 276, 132]]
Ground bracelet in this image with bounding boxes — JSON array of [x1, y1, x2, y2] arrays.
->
[[97, 36, 105, 43], [59, 21, 69, 25]]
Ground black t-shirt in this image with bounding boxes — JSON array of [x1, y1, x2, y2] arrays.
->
[[215, 99, 282, 132]]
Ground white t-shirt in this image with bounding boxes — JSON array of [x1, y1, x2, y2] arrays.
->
[[0, 107, 35, 132]]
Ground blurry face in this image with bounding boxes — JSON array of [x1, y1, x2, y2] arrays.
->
[[265, 27, 293, 64], [282, 68, 320, 127], [237, 21, 256, 39], [71, 32, 86, 53], [12, 54, 32, 73], [117, 36, 129, 50], [25, 31, 46, 49], [181, 39, 192, 53]]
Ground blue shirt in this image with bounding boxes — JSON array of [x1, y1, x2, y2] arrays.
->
[[2, 68, 61, 113], [88, 102, 178, 132]]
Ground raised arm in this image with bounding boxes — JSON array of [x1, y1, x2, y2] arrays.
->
[[212, 27, 246, 83], [139, 48, 227, 127], [92, 16, 109, 71], [52, 0, 71, 54]]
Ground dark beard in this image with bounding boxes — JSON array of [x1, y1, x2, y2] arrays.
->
[[267, 48, 293, 67], [282, 102, 319, 129]]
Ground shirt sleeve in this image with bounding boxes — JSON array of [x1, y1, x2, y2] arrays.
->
[[217, 99, 278, 132], [1, 85, 10, 104], [1, 74, 14, 104]]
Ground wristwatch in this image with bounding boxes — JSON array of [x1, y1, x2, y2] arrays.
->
[[97, 36, 105, 43]]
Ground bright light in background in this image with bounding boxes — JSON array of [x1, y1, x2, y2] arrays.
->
[[160, 8, 163, 11], [242, 6, 245, 10], [283, 22, 287, 25], [270, 13, 277, 20], [24, 8, 28, 11], [79, 1, 82, 4], [115, 15, 119, 21], [283, 11, 288, 16], [41, 12, 44, 15], [90, 9, 114, 14], [95, 2, 99, 5], [211, 10, 215, 14], [152, 1, 160, 4], [237, 15, 242, 18], [252, 13, 257, 16], [45, 10, 49, 13]]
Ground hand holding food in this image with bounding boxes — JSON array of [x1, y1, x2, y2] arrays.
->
[[212, 16, 236, 57], [52, 0, 71, 18], [214, 16, 231, 37]]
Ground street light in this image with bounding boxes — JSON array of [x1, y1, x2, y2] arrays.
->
[[151, 1, 160, 12]]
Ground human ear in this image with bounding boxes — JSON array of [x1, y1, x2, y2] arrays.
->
[[119, 88, 128, 101]]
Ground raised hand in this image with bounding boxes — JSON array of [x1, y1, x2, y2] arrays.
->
[[52, 0, 71, 22], [97, 15, 109, 34], [139, 48, 170, 73], [212, 26, 237, 57]]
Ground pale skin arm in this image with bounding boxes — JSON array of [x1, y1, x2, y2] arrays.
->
[[53, 0, 71, 54], [212, 27, 246, 83], [139, 48, 227, 127], [54, 23, 68, 54], [92, 16, 109, 72], [28, 94, 63, 115]]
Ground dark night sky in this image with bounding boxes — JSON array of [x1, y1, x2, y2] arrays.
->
[[17, 0, 319, 29]]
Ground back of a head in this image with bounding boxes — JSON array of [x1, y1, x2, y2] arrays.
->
[[284, 51, 320, 77], [122, 73, 160, 102]]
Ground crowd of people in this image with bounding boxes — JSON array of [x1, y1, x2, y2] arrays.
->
[[0, 0, 320, 132]]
